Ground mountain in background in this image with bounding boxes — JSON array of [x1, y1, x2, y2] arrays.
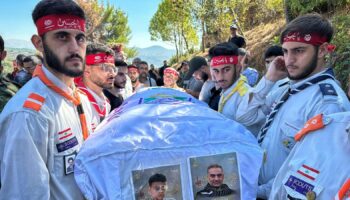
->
[[135, 45, 175, 67], [5, 39, 35, 50], [4, 39, 175, 67]]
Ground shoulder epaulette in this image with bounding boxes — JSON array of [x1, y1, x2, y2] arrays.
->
[[319, 83, 338, 96], [23, 93, 45, 112], [294, 114, 325, 141]]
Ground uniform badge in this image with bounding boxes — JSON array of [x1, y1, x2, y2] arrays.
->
[[64, 152, 77, 175], [283, 165, 323, 199]]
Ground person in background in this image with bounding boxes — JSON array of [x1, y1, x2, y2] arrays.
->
[[128, 65, 144, 93], [158, 60, 169, 86], [104, 61, 129, 110], [163, 67, 184, 91], [0, 35, 20, 113], [14, 54, 32, 86], [138, 61, 157, 87], [177, 61, 189, 88], [228, 23, 246, 48], [149, 64, 162, 86], [184, 56, 205, 99], [23, 55, 42, 77], [239, 49, 259, 87]]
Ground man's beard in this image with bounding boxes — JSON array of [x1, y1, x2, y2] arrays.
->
[[43, 42, 84, 77], [92, 78, 113, 89], [139, 72, 148, 83], [288, 47, 319, 81]]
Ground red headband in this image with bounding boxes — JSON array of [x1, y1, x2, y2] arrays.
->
[[36, 14, 85, 36], [164, 67, 179, 77], [128, 65, 139, 73], [283, 32, 328, 45], [86, 53, 114, 65], [210, 56, 238, 67]]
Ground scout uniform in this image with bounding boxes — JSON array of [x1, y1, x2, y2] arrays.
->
[[235, 32, 350, 198], [0, 13, 92, 200], [270, 112, 350, 200], [0, 66, 92, 199]]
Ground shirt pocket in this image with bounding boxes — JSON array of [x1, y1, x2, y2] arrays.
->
[[280, 121, 302, 153]]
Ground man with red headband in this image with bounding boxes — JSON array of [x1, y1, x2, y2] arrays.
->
[[208, 42, 253, 127], [163, 67, 184, 91], [76, 43, 116, 128], [235, 14, 350, 199], [0, 0, 93, 199]]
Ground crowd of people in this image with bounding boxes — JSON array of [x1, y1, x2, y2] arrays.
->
[[0, 0, 349, 199]]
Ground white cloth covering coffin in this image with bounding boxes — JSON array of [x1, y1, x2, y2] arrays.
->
[[74, 87, 263, 200]]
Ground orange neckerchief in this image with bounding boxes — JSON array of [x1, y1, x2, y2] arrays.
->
[[33, 66, 89, 140]]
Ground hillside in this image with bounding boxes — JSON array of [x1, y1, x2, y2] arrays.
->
[[135, 45, 175, 67]]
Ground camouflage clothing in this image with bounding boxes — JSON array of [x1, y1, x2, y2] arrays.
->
[[0, 74, 19, 112]]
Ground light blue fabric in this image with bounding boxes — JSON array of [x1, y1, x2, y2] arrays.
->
[[74, 87, 263, 200], [242, 67, 259, 87]]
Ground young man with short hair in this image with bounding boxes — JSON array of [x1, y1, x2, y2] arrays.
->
[[0, 1, 93, 199], [128, 65, 144, 93], [148, 173, 167, 200], [237, 13, 350, 199], [23, 55, 42, 76], [76, 43, 116, 128], [104, 61, 129, 110], [208, 42, 252, 125]]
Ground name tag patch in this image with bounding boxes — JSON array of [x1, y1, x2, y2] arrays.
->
[[283, 170, 323, 199], [56, 136, 78, 153]]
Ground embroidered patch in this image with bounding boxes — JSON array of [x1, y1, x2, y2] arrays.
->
[[58, 128, 73, 141], [64, 152, 77, 175], [319, 83, 337, 96], [56, 136, 78, 153], [283, 171, 323, 199], [297, 164, 320, 181]]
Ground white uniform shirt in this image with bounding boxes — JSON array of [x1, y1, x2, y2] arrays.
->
[[237, 69, 350, 198], [199, 80, 215, 103], [0, 66, 93, 200], [85, 87, 111, 131], [219, 77, 250, 121], [270, 112, 350, 200]]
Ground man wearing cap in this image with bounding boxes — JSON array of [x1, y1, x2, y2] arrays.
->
[[228, 24, 246, 48], [163, 67, 184, 91], [0, 0, 93, 199], [75, 43, 116, 129], [184, 56, 205, 98], [235, 13, 350, 199]]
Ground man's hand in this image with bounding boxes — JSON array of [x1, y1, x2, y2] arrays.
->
[[265, 56, 288, 82]]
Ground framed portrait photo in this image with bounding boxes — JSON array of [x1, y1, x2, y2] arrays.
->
[[131, 164, 183, 200], [189, 152, 241, 200]]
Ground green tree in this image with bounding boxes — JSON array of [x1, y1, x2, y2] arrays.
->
[[76, 0, 137, 58], [149, 0, 198, 61]]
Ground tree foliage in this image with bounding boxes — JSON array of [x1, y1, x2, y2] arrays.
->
[[75, 0, 137, 58], [149, 0, 198, 60]]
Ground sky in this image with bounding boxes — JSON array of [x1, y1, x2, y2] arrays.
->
[[0, 0, 174, 49]]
